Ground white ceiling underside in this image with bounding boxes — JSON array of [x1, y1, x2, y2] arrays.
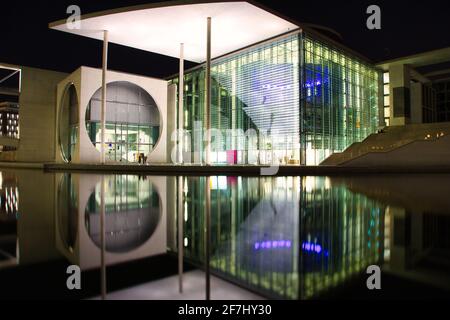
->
[[50, 1, 298, 63]]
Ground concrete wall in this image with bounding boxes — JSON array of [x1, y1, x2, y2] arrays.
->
[[56, 67, 169, 164], [389, 64, 411, 126], [10, 67, 68, 162]]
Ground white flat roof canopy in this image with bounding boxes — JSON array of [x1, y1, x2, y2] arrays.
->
[[49, 0, 298, 63]]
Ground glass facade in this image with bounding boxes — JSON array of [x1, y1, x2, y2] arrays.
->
[[171, 31, 380, 165], [85, 81, 161, 163], [434, 80, 450, 122], [302, 36, 379, 164], [0, 106, 19, 139]]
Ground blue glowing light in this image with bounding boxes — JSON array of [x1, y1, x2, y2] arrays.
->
[[254, 240, 328, 256], [304, 65, 330, 100], [254, 240, 292, 251], [302, 242, 323, 254]]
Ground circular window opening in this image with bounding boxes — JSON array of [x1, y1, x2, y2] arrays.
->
[[85, 81, 161, 163], [59, 84, 78, 163], [84, 175, 162, 253]]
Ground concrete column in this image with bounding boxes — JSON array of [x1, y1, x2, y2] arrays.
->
[[167, 84, 177, 163], [178, 43, 184, 164], [205, 17, 212, 165], [389, 64, 411, 126], [101, 30, 108, 164]]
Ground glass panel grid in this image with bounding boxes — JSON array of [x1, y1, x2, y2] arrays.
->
[[171, 32, 379, 165]]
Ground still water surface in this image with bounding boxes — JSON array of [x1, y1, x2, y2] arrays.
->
[[0, 169, 449, 299]]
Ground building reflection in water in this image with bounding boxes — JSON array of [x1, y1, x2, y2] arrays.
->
[[57, 173, 78, 253], [0, 171, 19, 218], [84, 175, 161, 253], [56, 174, 167, 271], [0, 171, 19, 268], [332, 175, 450, 293], [1, 169, 449, 299], [174, 176, 385, 299]]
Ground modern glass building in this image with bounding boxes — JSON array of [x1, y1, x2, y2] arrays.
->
[[171, 30, 380, 165], [49, 1, 382, 166]]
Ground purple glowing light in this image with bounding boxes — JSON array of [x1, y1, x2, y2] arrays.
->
[[305, 81, 322, 88], [253, 240, 292, 251], [302, 242, 323, 254]]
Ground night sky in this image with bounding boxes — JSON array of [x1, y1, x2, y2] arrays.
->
[[1, 0, 450, 78]]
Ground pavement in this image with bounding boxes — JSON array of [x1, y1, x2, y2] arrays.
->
[[91, 270, 265, 300]]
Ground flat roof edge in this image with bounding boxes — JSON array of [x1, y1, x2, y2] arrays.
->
[[301, 27, 375, 65], [165, 28, 380, 80], [0, 62, 21, 71], [376, 46, 450, 69], [164, 28, 302, 80], [77, 65, 168, 82], [49, 0, 262, 29], [48, 0, 378, 70]]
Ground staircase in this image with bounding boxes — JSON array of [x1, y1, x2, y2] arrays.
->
[[321, 122, 450, 166]]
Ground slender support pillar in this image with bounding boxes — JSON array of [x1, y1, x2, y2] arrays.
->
[[178, 43, 185, 164], [178, 176, 184, 293], [101, 30, 108, 164], [204, 21, 212, 296], [205, 17, 212, 165], [100, 176, 107, 299]]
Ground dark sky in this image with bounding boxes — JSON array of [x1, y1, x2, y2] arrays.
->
[[1, 0, 450, 78]]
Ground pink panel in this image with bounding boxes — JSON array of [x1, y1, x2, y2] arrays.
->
[[226, 150, 237, 164]]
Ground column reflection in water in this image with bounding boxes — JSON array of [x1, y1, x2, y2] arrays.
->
[[176, 176, 385, 299]]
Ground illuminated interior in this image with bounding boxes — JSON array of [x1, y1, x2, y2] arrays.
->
[[85, 81, 161, 163], [171, 31, 379, 165]]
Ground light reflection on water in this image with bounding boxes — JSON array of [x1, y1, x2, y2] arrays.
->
[[56, 174, 167, 271], [177, 176, 384, 299], [0, 170, 450, 299], [84, 175, 161, 253]]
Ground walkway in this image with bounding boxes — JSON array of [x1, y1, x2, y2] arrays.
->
[[91, 270, 264, 300]]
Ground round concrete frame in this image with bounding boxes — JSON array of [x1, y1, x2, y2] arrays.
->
[[83, 81, 163, 164]]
